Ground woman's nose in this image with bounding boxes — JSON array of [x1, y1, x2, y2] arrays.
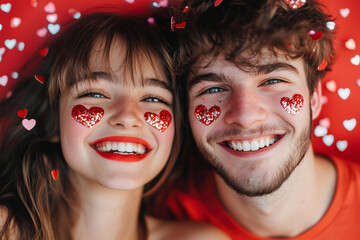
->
[[107, 98, 144, 129]]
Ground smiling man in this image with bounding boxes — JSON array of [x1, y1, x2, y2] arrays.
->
[[158, 0, 360, 239]]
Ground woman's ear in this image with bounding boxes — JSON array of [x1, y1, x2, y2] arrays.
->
[[311, 81, 323, 120]]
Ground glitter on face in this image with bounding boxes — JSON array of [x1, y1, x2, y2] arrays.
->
[[72, 104, 104, 128], [195, 105, 221, 125], [144, 110, 172, 132], [280, 94, 304, 115]]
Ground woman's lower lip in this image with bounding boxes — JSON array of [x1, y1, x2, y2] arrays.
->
[[93, 148, 149, 162]]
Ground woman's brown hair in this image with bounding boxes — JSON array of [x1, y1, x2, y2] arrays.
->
[[0, 12, 181, 239]]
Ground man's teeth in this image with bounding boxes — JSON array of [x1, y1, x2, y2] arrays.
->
[[95, 142, 146, 155], [228, 137, 278, 152]]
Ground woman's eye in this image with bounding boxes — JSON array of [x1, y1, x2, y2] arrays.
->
[[79, 91, 105, 98], [262, 79, 283, 85], [143, 96, 170, 106], [203, 87, 226, 94]]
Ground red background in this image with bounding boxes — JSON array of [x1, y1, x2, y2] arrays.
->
[[0, 0, 359, 161]]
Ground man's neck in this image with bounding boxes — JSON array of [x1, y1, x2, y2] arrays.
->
[[214, 148, 337, 238]]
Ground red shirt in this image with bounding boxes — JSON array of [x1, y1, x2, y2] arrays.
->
[[165, 156, 360, 239]]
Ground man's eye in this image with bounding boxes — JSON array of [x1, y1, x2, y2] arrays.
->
[[203, 87, 226, 94], [262, 79, 283, 85], [79, 91, 105, 98]]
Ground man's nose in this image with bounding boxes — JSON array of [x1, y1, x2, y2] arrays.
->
[[223, 89, 268, 129]]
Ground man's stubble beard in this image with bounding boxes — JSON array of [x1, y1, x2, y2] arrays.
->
[[195, 111, 312, 197]]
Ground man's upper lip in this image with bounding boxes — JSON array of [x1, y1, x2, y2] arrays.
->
[[89, 136, 151, 150]]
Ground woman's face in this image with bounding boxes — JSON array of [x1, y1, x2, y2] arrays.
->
[[59, 38, 175, 192]]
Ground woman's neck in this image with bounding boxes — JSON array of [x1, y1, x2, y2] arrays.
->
[[68, 171, 144, 240]]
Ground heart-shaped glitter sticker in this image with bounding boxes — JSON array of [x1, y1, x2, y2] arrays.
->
[[51, 169, 59, 180], [144, 110, 172, 132], [283, 0, 306, 9], [280, 94, 304, 115], [195, 105, 221, 125], [72, 105, 104, 128]]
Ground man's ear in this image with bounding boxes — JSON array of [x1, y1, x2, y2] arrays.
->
[[311, 81, 322, 120]]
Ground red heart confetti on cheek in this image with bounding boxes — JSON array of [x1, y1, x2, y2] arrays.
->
[[280, 94, 304, 115], [308, 30, 324, 40], [144, 110, 172, 132], [51, 169, 58, 180], [283, 0, 306, 9], [17, 108, 27, 118], [72, 105, 104, 128], [35, 75, 44, 84], [195, 105, 221, 125]]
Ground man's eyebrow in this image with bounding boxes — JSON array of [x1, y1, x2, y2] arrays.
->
[[188, 73, 223, 89], [257, 63, 299, 75]]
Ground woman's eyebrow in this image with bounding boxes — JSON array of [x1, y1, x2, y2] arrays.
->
[[144, 78, 171, 92]]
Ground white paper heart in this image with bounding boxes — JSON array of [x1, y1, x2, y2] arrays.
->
[[44, 2, 55, 13], [0, 75, 8, 86], [48, 24, 60, 35], [1, 3, 11, 13], [325, 80, 336, 92], [340, 8, 350, 18], [322, 135, 334, 147], [314, 125, 327, 137], [326, 21, 335, 31], [319, 118, 330, 128], [336, 140, 348, 152], [0, 47, 5, 55], [338, 88, 350, 100], [22, 119, 36, 131], [125, 0, 135, 3], [357, 79, 360, 87], [17, 42, 25, 51], [0, 24, 2, 31], [351, 55, 360, 65], [343, 118, 357, 131], [46, 14, 58, 23], [11, 72, 18, 79], [4, 39, 16, 49], [345, 38, 356, 50], [37, 28, 47, 37], [10, 17, 21, 28]]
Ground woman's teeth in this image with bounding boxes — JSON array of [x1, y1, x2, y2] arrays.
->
[[227, 137, 278, 152], [94, 141, 147, 155]]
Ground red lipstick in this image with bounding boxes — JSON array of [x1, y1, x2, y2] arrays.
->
[[90, 136, 151, 162]]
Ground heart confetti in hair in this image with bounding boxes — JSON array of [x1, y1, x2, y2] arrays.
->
[[195, 105, 221, 125], [72, 105, 104, 128], [40, 47, 49, 57], [17, 108, 27, 118], [214, 0, 223, 7], [317, 59, 328, 71], [171, 16, 175, 31], [280, 94, 304, 115], [35, 75, 44, 84], [183, 6, 189, 13], [283, 0, 306, 9], [175, 21, 186, 29], [308, 30, 323, 40], [22, 118, 36, 130], [144, 110, 172, 132], [51, 169, 59, 180]]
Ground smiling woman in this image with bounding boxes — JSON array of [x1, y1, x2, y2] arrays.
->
[[0, 12, 230, 240]]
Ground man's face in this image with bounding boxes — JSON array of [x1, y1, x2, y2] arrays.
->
[[188, 51, 320, 197]]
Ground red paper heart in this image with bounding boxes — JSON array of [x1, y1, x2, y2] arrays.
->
[[29, 0, 38, 7], [35, 75, 44, 84], [175, 21, 186, 29], [317, 59, 328, 71], [214, 0, 223, 7], [144, 110, 172, 132], [195, 105, 221, 125], [283, 0, 306, 9], [72, 105, 104, 128], [280, 94, 304, 115], [39, 47, 48, 57], [308, 30, 323, 40], [51, 169, 58, 180], [17, 108, 27, 118]]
